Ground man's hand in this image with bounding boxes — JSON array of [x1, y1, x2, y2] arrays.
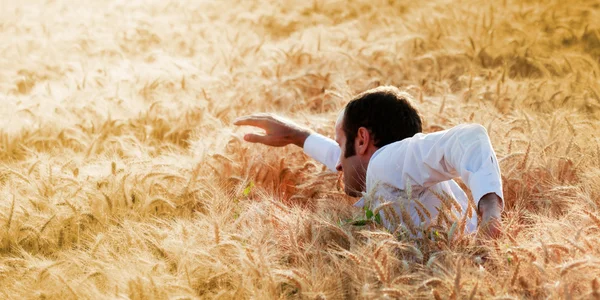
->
[[234, 114, 312, 148], [477, 193, 503, 238]]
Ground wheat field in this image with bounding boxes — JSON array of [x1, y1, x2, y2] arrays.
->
[[0, 0, 599, 298]]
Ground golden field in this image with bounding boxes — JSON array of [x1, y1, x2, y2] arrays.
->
[[1, 0, 600, 298]]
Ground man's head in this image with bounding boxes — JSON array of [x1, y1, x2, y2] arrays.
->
[[334, 86, 422, 197]]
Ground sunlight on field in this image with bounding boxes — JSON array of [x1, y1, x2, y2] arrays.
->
[[1, 0, 599, 298]]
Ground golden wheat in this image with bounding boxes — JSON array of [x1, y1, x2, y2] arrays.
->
[[0, 0, 599, 298]]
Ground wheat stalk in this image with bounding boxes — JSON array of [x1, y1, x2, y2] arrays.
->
[[592, 278, 600, 300], [452, 257, 462, 299], [468, 281, 478, 300], [510, 260, 520, 287], [559, 259, 588, 276]]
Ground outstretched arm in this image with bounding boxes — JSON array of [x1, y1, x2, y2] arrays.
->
[[234, 114, 340, 171]]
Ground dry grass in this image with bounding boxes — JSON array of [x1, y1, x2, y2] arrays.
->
[[1, 0, 599, 298]]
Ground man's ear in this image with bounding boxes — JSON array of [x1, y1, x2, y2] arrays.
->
[[355, 127, 371, 155]]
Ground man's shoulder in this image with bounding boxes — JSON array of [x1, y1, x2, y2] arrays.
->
[[369, 137, 411, 164]]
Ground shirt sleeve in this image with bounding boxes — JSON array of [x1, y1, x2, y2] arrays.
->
[[303, 133, 341, 172], [369, 124, 504, 209]]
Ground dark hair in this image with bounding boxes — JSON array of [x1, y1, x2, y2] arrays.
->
[[343, 86, 422, 157]]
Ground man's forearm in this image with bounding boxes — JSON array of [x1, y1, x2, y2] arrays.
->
[[302, 133, 342, 172], [477, 193, 502, 237], [478, 193, 503, 215]]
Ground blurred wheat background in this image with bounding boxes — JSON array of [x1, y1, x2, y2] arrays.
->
[[0, 0, 599, 298]]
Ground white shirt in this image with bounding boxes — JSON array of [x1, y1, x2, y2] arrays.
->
[[303, 124, 503, 234]]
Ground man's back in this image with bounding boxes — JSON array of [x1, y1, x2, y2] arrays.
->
[[305, 123, 503, 233]]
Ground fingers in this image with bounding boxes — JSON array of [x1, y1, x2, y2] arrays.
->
[[243, 133, 289, 147], [233, 114, 272, 128], [233, 117, 266, 128], [243, 133, 271, 144]]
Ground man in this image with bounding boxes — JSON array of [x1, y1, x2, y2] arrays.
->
[[234, 86, 503, 237]]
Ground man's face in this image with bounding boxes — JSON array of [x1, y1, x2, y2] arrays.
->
[[334, 111, 368, 197]]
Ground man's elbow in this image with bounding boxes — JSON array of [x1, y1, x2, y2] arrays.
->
[[467, 123, 488, 134], [464, 124, 491, 141]]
